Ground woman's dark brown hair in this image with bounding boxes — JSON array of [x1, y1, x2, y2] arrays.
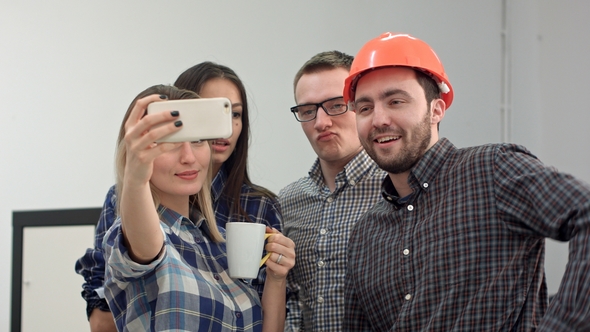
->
[[174, 62, 276, 222]]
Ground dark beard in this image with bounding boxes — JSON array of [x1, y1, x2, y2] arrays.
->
[[363, 111, 431, 174]]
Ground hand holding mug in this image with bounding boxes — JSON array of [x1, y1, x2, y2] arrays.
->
[[225, 223, 295, 279], [261, 226, 294, 279]]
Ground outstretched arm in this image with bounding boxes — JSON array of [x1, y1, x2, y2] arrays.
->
[[118, 94, 182, 263], [493, 145, 590, 330]]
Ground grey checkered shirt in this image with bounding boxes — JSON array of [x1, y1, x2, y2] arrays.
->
[[280, 150, 386, 331]]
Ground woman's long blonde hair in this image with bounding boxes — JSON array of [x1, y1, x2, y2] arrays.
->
[[114, 84, 224, 242]]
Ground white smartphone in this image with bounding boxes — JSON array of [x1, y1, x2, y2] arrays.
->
[[147, 97, 233, 143]]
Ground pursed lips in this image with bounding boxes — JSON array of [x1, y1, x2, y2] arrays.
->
[[317, 131, 336, 141]]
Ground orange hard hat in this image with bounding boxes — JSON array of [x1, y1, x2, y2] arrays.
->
[[344, 32, 453, 109]]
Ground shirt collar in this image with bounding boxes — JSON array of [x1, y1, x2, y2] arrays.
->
[[308, 150, 377, 188], [382, 138, 456, 207], [158, 204, 207, 232], [411, 137, 456, 188], [211, 164, 229, 201], [308, 158, 323, 186]]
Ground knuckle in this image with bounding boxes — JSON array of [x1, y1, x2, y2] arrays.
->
[[144, 129, 162, 142]]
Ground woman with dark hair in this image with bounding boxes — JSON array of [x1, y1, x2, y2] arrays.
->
[[103, 84, 294, 331], [75, 63, 284, 332], [174, 61, 280, 228]]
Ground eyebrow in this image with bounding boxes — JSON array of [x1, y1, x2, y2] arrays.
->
[[381, 89, 412, 100], [296, 96, 342, 107]]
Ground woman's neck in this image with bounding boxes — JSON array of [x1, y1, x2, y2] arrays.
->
[[212, 162, 223, 178], [159, 195, 190, 217]]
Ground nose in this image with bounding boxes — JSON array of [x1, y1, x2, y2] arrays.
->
[[313, 108, 332, 131], [371, 103, 391, 128], [179, 142, 196, 164]]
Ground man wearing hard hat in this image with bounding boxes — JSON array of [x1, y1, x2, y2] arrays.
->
[[343, 32, 590, 331]]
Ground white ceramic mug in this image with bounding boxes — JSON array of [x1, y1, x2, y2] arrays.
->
[[226, 222, 273, 279]]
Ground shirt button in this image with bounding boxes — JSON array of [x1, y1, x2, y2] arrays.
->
[[423, 182, 429, 188], [407, 205, 414, 211], [349, 180, 356, 186], [214, 274, 220, 280], [317, 296, 324, 304], [405, 294, 412, 301], [403, 249, 410, 255], [235, 312, 242, 318], [320, 228, 327, 235], [386, 196, 393, 201], [327, 197, 334, 203], [317, 260, 325, 267]]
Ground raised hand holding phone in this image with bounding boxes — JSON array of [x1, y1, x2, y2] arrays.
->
[[147, 97, 233, 143], [120, 93, 191, 263], [123, 94, 185, 185]]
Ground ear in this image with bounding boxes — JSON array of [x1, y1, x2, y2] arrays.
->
[[430, 98, 446, 126]]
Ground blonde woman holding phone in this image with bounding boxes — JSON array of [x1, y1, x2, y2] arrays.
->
[[103, 84, 294, 331]]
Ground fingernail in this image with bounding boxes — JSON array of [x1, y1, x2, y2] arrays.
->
[[174, 120, 183, 127], [159, 94, 168, 99], [170, 110, 179, 116]]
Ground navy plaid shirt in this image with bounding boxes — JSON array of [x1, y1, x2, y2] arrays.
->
[[344, 138, 590, 331], [280, 150, 385, 331], [75, 185, 116, 317], [75, 164, 281, 316]]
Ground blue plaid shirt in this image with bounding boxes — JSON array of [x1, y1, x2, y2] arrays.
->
[[280, 150, 385, 331], [344, 138, 590, 331], [75, 164, 282, 317], [75, 185, 117, 316], [104, 206, 263, 331], [211, 164, 282, 231]]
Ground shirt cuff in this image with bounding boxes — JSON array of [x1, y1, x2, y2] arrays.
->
[[86, 298, 110, 319]]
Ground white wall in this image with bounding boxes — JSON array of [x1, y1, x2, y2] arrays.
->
[[0, 0, 586, 329], [537, 0, 590, 295]]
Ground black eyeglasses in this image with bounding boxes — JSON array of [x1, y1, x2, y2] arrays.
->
[[290, 96, 348, 122]]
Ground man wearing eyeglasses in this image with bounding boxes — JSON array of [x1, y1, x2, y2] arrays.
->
[[279, 51, 386, 332]]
